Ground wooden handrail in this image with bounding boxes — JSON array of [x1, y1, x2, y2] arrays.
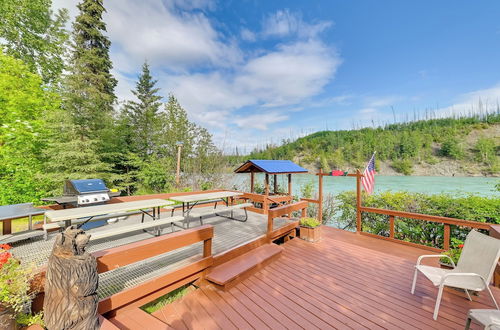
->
[[359, 206, 495, 251], [93, 225, 213, 273], [267, 201, 308, 234], [360, 207, 492, 230], [300, 198, 320, 204]]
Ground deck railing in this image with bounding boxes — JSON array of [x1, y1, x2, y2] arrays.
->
[[359, 206, 494, 252], [267, 200, 307, 239], [95, 225, 213, 314]]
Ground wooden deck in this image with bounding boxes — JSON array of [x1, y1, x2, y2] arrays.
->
[[148, 227, 499, 330], [12, 208, 293, 301]]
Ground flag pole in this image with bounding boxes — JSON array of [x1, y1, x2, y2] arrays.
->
[[356, 169, 362, 232]]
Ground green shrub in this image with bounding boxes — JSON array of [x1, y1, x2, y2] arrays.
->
[[392, 159, 413, 175], [440, 138, 464, 159], [300, 217, 321, 228]]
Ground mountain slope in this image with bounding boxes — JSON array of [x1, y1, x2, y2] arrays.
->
[[249, 114, 500, 176]]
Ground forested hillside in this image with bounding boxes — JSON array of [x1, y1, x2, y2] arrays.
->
[[250, 114, 500, 176], [0, 0, 223, 205]]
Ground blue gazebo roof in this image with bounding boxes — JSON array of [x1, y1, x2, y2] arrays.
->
[[234, 160, 308, 174]]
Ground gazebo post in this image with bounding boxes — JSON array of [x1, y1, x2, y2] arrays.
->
[[264, 173, 270, 213], [250, 172, 254, 193], [273, 174, 278, 194], [287, 173, 292, 198], [264, 174, 269, 195]]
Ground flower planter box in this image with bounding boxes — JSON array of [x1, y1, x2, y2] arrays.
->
[[299, 225, 322, 243]]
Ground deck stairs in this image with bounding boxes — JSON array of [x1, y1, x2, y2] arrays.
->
[[108, 308, 172, 329], [206, 243, 284, 291]]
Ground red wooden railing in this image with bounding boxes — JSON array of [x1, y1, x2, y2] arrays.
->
[[359, 206, 494, 252]]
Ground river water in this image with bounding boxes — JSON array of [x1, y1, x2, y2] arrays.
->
[[231, 174, 500, 198]]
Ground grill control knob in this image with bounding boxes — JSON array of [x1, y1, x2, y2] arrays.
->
[[94, 198, 98, 201], [101, 197, 106, 200], [85, 199, 89, 203]]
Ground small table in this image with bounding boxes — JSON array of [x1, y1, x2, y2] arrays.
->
[[170, 191, 243, 215], [44, 199, 174, 229], [0, 203, 46, 234]]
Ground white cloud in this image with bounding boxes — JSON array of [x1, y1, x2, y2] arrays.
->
[[262, 9, 332, 39], [103, 0, 241, 71], [436, 84, 500, 117], [236, 40, 340, 107], [240, 28, 256, 42], [366, 96, 400, 108], [233, 112, 289, 131], [162, 39, 341, 129], [359, 108, 377, 114]]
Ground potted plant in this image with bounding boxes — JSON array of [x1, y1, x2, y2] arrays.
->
[[439, 244, 463, 269], [299, 217, 322, 242], [0, 244, 41, 329]]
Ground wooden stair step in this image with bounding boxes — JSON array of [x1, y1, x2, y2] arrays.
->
[[109, 307, 173, 330], [206, 243, 283, 290]]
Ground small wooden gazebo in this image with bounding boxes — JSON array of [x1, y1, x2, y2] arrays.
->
[[234, 160, 308, 214]]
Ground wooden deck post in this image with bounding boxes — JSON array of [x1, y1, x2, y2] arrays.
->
[[318, 168, 323, 223], [389, 215, 395, 238], [250, 172, 254, 193], [443, 224, 450, 250], [356, 170, 362, 232], [203, 237, 212, 258]]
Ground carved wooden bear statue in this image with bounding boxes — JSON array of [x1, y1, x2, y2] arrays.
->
[[44, 226, 99, 330]]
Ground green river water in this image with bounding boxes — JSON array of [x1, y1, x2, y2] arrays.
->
[[232, 174, 500, 198]]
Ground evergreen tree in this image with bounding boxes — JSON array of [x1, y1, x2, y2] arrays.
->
[[0, 0, 69, 84], [39, 108, 111, 197], [122, 61, 163, 158], [63, 0, 117, 139]]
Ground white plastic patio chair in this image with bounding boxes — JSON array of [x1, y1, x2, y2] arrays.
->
[[465, 309, 500, 330], [411, 229, 500, 320]]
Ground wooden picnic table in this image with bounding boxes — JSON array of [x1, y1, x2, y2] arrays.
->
[[169, 191, 243, 215], [0, 203, 46, 235], [44, 199, 174, 229]]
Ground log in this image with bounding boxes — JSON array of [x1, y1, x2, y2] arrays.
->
[[44, 226, 99, 330]]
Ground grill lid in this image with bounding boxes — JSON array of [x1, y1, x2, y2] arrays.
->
[[64, 179, 109, 195]]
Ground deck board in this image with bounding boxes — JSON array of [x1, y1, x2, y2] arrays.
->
[[159, 227, 491, 329]]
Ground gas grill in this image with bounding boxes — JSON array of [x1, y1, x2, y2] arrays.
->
[[42, 179, 120, 208]]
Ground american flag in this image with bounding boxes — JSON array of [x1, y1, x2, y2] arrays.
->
[[362, 152, 376, 194]]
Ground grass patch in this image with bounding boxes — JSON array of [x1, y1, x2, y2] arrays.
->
[[140, 285, 191, 314]]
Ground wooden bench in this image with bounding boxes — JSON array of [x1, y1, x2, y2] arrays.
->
[[89, 216, 185, 241], [187, 202, 253, 227], [206, 243, 283, 291], [0, 230, 45, 244], [169, 199, 224, 216]]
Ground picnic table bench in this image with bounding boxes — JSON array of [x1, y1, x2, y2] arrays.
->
[[0, 203, 46, 243], [169, 191, 252, 227], [43, 199, 175, 239]]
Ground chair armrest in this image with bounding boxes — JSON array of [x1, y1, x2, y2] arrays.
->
[[416, 255, 455, 268], [440, 272, 487, 286]]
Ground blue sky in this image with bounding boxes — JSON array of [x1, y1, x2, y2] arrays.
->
[[54, 0, 500, 153]]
